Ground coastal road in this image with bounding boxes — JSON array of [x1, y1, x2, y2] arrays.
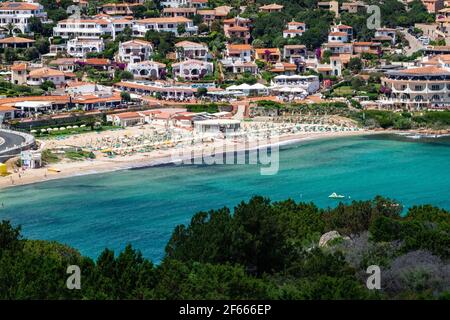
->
[[400, 30, 425, 56], [0, 130, 25, 152]]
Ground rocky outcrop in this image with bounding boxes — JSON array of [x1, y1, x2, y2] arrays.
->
[[319, 230, 347, 247]]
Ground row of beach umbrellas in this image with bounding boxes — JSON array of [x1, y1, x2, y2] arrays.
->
[[30, 124, 87, 133]]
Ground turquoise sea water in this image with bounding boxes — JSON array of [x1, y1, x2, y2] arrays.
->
[[1, 134, 450, 263]]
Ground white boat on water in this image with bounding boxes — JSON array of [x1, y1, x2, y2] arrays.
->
[[329, 192, 345, 199]]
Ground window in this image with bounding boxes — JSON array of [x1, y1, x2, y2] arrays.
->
[[431, 94, 441, 101], [431, 84, 441, 91]]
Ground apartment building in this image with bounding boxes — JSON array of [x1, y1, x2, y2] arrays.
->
[[67, 38, 105, 58], [197, 6, 231, 25], [331, 24, 353, 41], [324, 42, 353, 54], [126, 60, 167, 80], [27, 67, 66, 87], [328, 31, 349, 43], [0, 1, 47, 34], [172, 59, 213, 80], [353, 42, 382, 55], [191, 0, 208, 9], [118, 39, 154, 63], [221, 44, 257, 74], [175, 41, 209, 61], [53, 16, 133, 40], [101, 3, 140, 15], [255, 48, 281, 63], [381, 65, 450, 108], [133, 17, 198, 37], [283, 45, 307, 64], [374, 27, 397, 45], [223, 16, 251, 44], [160, 0, 191, 8], [224, 44, 253, 63], [162, 7, 197, 18]]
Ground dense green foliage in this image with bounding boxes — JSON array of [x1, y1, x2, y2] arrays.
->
[[1, 195, 449, 299], [353, 110, 450, 130], [0, 80, 44, 97], [185, 103, 221, 113]]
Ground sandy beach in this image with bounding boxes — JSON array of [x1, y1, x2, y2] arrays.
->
[[0, 127, 385, 190]]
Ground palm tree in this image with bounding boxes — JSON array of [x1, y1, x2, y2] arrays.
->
[[1, 23, 20, 36]]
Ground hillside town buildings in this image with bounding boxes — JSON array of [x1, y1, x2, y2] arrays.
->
[[0, 0, 449, 130]]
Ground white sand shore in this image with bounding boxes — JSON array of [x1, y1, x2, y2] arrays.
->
[[0, 129, 387, 190]]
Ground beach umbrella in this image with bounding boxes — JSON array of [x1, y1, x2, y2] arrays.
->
[[72, 125, 79, 128], [47, 128, 53, 131], [30, 130, 37, 133], [59, 127, 66, 131]]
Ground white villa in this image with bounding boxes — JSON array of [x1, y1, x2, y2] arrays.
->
[[175, 41, 209, 61], [53, 16, 133, 40], [283, 45, 307, 64], [126, 60, 167, 79], [0, 1, 48, 34], [67, 38, 105, 58], [133, 17, 198, 37], [27, 67, 66, 87], [172, 59, 213, 80], [221, 44, 257, 74], [118, 39, 154, 63], [328, 31, 349, 43], [332, 24, 353, 41], [374, 27, 397, 44], [283, 21, 306, 38], [49, 58, 78, 72], [324, 42, 353, 54], [224, 44, 253, 62], [160, 0, 191, 8]]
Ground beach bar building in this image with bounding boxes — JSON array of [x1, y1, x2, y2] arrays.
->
[[194, 119, 241, 136], [20, 150, 42, 169]]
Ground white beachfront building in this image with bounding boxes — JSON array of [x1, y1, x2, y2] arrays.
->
[[193, 119, 241, 137], [118, 39, 154, 63], [271, 75, 320, 94], [381, 64, 450, 109], [172, 59, 213, 80], [132, 17, 198, 37], [175, 41, 209, 61], [126, 60, 167, 79], [0, 1, 48, 34], [53, 16, 133, 40], [67, 38, 105, 58]]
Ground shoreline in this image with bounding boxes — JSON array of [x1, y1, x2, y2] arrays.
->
[[0, 129, 393, 190]]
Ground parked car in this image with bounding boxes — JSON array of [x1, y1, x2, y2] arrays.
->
[[418, 36, 430, 45]]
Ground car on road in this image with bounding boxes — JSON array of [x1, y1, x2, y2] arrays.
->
[[418, 36, 430, 46]]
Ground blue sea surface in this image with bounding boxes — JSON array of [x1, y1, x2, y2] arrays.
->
[[1, 134, 449, 263]]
